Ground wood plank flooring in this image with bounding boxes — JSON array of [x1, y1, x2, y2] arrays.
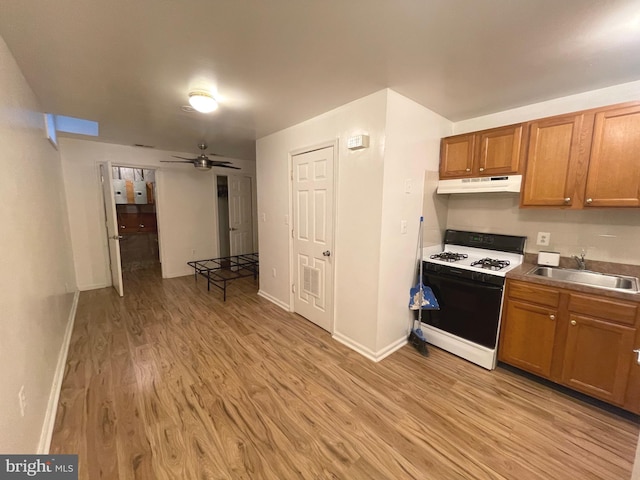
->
[[50, 267, 640, 479]]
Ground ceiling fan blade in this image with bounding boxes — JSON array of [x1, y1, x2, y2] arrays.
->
[[160, 160, 193, 164], [171, 155, 197, 160], [214, 164, 241, 170], [208, 159, 233, 164]]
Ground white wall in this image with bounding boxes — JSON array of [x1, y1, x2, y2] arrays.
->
[[59, 138, 257, 289], [256, 90, 388, 352], [446, 80, 640, 265], [0, 35, 76, 452], [375, 91, 451, 352], [256, 89, 453, 357]]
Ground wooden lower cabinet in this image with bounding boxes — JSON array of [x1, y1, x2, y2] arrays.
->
[[561, 313, 635, 405], [499, 300, 557, 377], [499, 279, 640, 412]]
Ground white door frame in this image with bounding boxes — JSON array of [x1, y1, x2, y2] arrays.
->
[[98, 162, 166, 282], [288, 139, 339, 332]]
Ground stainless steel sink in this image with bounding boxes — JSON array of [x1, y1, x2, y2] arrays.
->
[[527, 266, 640, 293]]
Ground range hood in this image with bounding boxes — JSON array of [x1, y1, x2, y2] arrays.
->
[[437, 175, 522, 194]]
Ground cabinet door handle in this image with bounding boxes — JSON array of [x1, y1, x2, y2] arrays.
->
[[549, 314, 555, 320], [479, 167, 485, 172], [586, 198, 593, 204], [139, 224, 145, 228], [465, 168, 471, 172], [634, 349, 640, 364], [570, 320, 577, 326], [564, 197, 571, 203]]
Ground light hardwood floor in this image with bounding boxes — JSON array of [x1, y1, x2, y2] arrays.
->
[[51, 267, 640, 479]]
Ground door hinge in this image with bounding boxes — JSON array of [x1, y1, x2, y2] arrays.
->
[[292, 284, 296, 293], [291, 229, 294, 238]]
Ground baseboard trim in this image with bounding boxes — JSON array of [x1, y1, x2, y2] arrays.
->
[[375, 336, 409, 362], [332, 332, 407, 362], [78, 282, 108, 291], [38, 290, 79, 454], [162, 270, 193, 279], [257, 290, 290, 311]]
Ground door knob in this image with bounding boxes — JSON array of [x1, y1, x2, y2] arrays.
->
[[111, 235, 123, 240], [322, 250, 331, 257], [230, 227, 237, 231]]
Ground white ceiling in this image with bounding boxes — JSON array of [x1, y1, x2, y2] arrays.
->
[[2, 0, 640, 160]]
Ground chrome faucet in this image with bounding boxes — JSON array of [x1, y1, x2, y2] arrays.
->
[[572, 250, 586, 270]]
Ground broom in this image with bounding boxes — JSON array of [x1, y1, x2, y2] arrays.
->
[[409, 217, 439, 356]]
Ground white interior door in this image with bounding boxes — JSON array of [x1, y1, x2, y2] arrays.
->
[[228, 175, 254, 255], [100, 162, 124, 296], [292, 146, 334, 332]]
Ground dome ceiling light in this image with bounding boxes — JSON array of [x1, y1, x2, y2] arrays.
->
[[188, 90, 218, 113]]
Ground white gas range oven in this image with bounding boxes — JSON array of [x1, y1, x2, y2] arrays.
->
[[420, 230, 527, 370]]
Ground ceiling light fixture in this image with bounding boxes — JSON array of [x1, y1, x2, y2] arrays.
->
[[188, 91, 218, 113]]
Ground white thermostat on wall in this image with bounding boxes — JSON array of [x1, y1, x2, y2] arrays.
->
[[347, 134, 370, 150]]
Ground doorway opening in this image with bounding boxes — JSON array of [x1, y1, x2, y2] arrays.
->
[[113, 166, 160, 273], [216, 175, 254, 262], [217, 176, 230, 258]]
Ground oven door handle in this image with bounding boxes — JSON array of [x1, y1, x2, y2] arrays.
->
[[424, 272, 503, 290]]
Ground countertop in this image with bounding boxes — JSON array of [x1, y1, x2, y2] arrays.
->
[[506, 256, 640, 303]]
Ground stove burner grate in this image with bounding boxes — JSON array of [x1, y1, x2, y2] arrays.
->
[[471, 257, 511, 271], [430, 252, 469, 262]]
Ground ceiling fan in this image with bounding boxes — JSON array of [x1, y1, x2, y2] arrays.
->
[[161, 143, 240, 171]]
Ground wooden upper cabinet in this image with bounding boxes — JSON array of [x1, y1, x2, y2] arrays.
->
[[476, 124, 524, 176], [584, 104, 640, 207], [521, 114, 588, 207], [440, 125, 523, 179], [440, 133, 475, 178]]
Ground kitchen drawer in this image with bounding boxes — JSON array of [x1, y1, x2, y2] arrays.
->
[[567, 293, 637, 326], [507, 280, 560, 308]]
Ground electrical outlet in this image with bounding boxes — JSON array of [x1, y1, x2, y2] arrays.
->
[[536, 232, 551, 246], [400, 220, 408, 235], [18, 386, 26, 417]]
